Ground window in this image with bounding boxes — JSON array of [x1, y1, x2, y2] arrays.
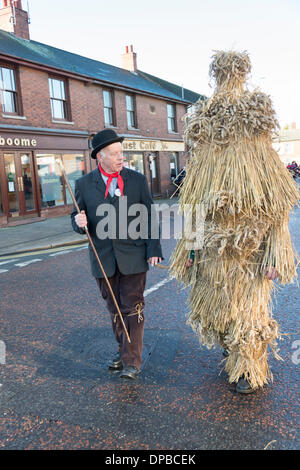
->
[[37, 153, 85, 208], [103, 89, 115, 126], [169, 152, 179, 180], [0, 66, 18, 114], [285, 143, 294, 155], [126, 94, 137, 128], [167, 103, 177, 132], [49, 77, 68, 120], [62, 154, 85, 204], [123, 152, 144, 174]]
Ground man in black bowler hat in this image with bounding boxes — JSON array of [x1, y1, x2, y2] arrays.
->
[[71, 129, 163, 379]]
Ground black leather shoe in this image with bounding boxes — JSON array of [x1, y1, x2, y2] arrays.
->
[[222, 349, 229, 357], [119, 365, 140, 380], [236, 375, 255, 394], [107, 352, 122, 370]]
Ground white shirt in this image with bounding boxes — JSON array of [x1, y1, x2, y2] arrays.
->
[[101, 173, 118, 197]]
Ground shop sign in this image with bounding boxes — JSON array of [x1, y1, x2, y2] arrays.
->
[[123, 139, 184, 152], [0, 135, 37, 148]]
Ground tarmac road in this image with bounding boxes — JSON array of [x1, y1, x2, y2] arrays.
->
[[0, 208, 299, 450]]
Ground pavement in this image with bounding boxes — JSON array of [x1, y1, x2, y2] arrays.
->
[[0, 197, 179, 257]]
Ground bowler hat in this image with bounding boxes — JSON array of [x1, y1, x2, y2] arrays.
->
[[91, 129, 124, 159]]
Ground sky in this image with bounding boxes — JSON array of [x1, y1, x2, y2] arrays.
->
[[19, 0, 300, 128]]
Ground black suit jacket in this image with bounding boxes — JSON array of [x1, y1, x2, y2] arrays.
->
[[71, 167, 163, 278]]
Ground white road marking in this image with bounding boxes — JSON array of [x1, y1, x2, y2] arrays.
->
[[0, 259, 19, 266], [144, 277, 172, 297], [0, 243, 88, 261], [49, 250, 72, 257], [14, 259, 42, 267], [0, 269, 9, 274]]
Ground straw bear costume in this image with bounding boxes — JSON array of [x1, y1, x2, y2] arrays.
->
[[170, 51, 299, 389]]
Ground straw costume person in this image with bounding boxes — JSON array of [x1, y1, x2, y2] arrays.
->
[[170, 51, 299, 393]]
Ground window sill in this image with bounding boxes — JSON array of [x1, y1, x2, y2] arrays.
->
[[104, 125, 118, 129], [168, 131, 179, 135], [127, 127, 139, 131], [52, 120, 74, 125], [2, 114, 27, 120]]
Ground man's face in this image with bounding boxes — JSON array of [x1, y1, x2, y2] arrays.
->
[[98, 142, 124, 173]]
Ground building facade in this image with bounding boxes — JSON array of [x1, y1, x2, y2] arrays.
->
[[273, 124, 300, 166], [0, 1, 203, 227]]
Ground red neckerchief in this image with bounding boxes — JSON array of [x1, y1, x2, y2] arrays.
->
[[98, 163, 124, 199]]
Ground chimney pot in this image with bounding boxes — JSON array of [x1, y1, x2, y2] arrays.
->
[[0, 0, 29, 39], [3, 0, 22, 7], [122, 44, 137, 73]]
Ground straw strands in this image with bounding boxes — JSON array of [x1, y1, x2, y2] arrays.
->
[[209, 50, 251, 92], [170, 50, 300, 389], [185, 90, 279, 146]]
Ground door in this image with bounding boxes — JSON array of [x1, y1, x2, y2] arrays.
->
[[149, 153, 160, 195], [1, 152, 37, 218]]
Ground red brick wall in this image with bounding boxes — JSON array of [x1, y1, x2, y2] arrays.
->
[[1, 64, 187, 138], [1, 62, 188, 196], [13, 8, 29, 40], [19, 67, 52, 126]]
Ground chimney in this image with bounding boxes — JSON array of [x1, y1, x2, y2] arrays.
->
[[122, 45, 137, 73], [0, 0, 30, 40]]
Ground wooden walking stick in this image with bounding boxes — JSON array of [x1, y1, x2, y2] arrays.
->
[[170, 167, 185, 199], [56, 159, 131, 343]]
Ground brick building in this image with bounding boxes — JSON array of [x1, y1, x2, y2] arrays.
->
[[272, 123, 300, 166], [0, 0, 204, 226]]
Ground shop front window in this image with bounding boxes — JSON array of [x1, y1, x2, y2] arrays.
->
[[21, 154, 35, 211], [123, 152, 144, 174], [4, 153, 19, 215], [169, 152, 178, 181], [37, 154, 64, 208], [62, 154, 85, 204], [37, 153, 85, 208]]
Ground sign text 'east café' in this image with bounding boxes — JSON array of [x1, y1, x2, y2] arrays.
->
[[0, 135, 37, 147], [122, 139, 184, 152]]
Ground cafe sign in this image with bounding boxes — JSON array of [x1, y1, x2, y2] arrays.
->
[[123, 139, 185, 152], [0, 135, 37, 147]]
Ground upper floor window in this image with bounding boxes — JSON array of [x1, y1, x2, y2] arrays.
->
[[103, 89, 115, 126], [126, 94, 137, 128], [49, 77, 68, 120], [0, 66, 18, 114], [167, 103, 177, 132]]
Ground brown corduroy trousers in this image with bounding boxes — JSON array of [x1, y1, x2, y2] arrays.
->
[[96, 265, 147, 370]]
